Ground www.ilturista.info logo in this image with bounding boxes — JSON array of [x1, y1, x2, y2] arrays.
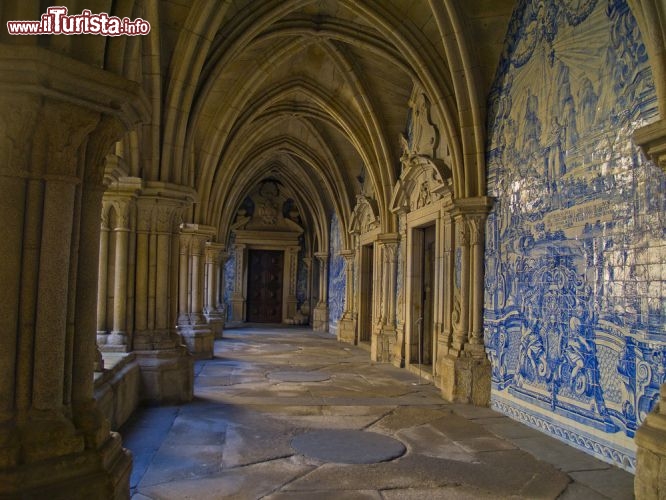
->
[[7, 6, 150, 36]]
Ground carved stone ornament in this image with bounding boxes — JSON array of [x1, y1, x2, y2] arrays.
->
[[350, 195, 380, 235], [401, 83, 440, 160], [391, 157, 451, 215]]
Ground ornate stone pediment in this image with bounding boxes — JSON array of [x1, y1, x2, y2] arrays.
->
[[231, 179, 303, 235], [349, 195, 380, 235], [391, 156, 452, 214]]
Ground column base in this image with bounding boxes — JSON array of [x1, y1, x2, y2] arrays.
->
[[0, 431, 131, 500], [372, 327, 396, 363], [205, 312, 225, 339], [338, 315, 356, 344], [312, 304, 328, 332], [438, 354, 491, 406], [134, 347, 193, 404], [179, 325, 214, 359], [635, 385, 666, 498], [104, 332, 129, 352]]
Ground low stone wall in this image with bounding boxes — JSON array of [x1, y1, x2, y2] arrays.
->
[[94, 353, 141, 430]]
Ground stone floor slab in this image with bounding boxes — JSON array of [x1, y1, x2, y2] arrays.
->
[[291, 429, 406, 464], [509, 435, 612, 472], [267, 370, 331, 382], [122, 327, 634, 500], [265, 490, 382, 499], [569, 468, 635, 499]]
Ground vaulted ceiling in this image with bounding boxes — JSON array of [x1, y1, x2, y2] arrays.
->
[[2, 0, 520, 245], [158, 0, 517, 245]]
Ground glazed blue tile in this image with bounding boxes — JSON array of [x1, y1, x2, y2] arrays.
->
[[328, 214, 346, 331], [484, 0, 666, 471]]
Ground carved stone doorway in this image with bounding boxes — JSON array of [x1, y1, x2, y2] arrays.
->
[[359, 243, 374, 344], [410, 224, 435, 368], [247, 250, 284, 323]]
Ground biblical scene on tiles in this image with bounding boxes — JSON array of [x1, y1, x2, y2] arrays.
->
[[328, 213, 346, 335], [485, 0, 666, 470]]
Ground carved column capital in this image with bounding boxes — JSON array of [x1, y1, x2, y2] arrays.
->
[[205, 242, 225, 264], [100, 201, 112, 230], [315, 252, 329, 266], [111, 199, 132, 231], [340, 249, 355, 263], [456, 220, 470, 247], [179, 233, 192, 254], [468, 215, 486, 246]]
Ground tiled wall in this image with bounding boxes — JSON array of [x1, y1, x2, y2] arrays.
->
[[296, 236, 308, 310], [224, 233, 236, 322], [328, 213, 346, 335], [484, 0, 665, 471]]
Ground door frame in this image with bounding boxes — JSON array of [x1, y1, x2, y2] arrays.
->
[[231, 229, 302, 324], [404, 204, 441, 375], [358, 242, 374, 343]]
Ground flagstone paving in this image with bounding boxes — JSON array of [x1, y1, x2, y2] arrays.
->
[[122, 327, 634, 499]]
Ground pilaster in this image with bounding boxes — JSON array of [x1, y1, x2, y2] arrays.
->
[[228, 243, 247, 324], [337, 249, 357, 344], [373, 234, 399, 362], [439, 197, 493, 406]]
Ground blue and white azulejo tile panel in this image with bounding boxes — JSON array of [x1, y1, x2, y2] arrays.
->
[[328, 213, 346, 334], [484, 0, 666, 471]]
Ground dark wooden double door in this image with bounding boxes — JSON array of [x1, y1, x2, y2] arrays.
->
[[247, 250, 284, 323]]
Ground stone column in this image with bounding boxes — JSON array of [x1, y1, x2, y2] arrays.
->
[[176, 224, 216, 359], [108, 199, 131, 349], [98, 178, 142, 352], [313, 252, 329, 332], [134, 204, 151, 335], [337, 249, 357, 343], [96, 203, 111, 347], [439, 197, 492, 406], [635, 382, 666, 498], [131, 185, 196, 403], [204, 243, 226, 338], [0, 45, 148, 498], [177, 233, 191, 327]]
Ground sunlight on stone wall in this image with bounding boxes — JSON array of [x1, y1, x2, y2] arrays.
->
[[328, 213, 346, 335], [484, 0, 666, 471]]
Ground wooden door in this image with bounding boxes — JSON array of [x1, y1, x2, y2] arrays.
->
[[359, 244, 374, 343], [422, 225, 436, 365], [247, 250, 284, 323]]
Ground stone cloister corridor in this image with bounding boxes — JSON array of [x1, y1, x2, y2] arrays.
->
[[123, 326, 633, 499], [1, 0, 666, 498]]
